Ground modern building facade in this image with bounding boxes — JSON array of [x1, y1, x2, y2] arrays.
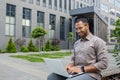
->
[[0, 0, 117, 50], [70, 6, 108, 42], [100, 0, 120, 44], [0, 0, 72, 50], [70, 0, 120, 44]]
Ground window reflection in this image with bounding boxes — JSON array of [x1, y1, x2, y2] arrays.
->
[[110, 8, 115, 15], [115, 0, 120, 8], [101, 3, 108, 12], [116, 10, 120, 17], [5, 4, 16, 36], [110, 18, 115, 25]]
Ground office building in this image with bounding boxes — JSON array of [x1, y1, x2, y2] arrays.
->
[[0, 0, 117, 50], [0, 0, 71, 49]]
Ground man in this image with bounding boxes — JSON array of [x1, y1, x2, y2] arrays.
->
[[47, 18, 108, 80]]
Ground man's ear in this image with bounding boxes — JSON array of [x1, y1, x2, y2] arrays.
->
[[86, 24, 89, 30]]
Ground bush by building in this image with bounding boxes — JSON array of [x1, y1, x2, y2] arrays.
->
[[28, 39, 35, 52], [21, 46, 29, 52], [6, 37, 17, 53]]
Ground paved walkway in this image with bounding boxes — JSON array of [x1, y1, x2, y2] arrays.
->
[[0, 51, 71, 80], [0, 53, 48, 80], [0, 51, 120, 80]]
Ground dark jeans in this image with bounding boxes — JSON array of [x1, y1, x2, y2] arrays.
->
[[47, 73, 97, 80]]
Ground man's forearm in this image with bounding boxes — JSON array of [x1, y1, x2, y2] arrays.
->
[[84, 65, 98, 73]]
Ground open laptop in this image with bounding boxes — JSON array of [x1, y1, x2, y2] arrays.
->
[[44, 58, 84, 78]]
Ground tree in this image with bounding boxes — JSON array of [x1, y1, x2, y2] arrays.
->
[[6, 37, 17, 53], [111, 17, 120, 67], [31, 26, 47, 51], [68, 32, 73, 52]]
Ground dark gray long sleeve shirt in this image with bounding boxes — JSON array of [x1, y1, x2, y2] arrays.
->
[[71, 33, 108, 80]]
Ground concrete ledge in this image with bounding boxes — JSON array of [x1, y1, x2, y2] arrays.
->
[[102, 68, 120, 77], [101, 54, 120, 77]]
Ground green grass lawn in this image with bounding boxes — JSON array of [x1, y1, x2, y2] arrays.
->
[[10, 52, 72, 62]]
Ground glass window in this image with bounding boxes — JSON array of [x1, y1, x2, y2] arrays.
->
[[110, 7, 115, 15], [6, 16, 10, 23], [22, 8, 31, 37], [59, 0, 62, 11], [22, 19, 26, 26], [49, 14, 56, 39], [60, 17, 65, 40], [21, 0, 26, 2], [110, 29, 113, 36], [5, 4, 16, 36], [80, 3, 83, 8], [49, 0, 52, 9], [110, 18, 115, 25], [54, 0, 57, 10], [90, 0, 93, 4], [43, 0, 46, 3], [43, 0, 46, 7], [6, 4, 16, 17], [69, 0, 71, 10], [76, 1, 79, 8], [64, 0, 67, 11], [5, 24, 10, 35], [10, 17, 15, 24], [115, 0, 120, 8], [101, 3, 108, 12], [84, 4, 86, 7], [37, 11, 44, 27], [10, 25, 14, 35], [109, 0, 115, 4], [28, 0, 33, 4], [102, 15, 108, 22], [36, 0, 40, 5], [116, 10, 120, 17], [72, 0, 75, 9], [87, 0, 89, 4], [110, 39, 116, 42], [26, 20, 30, 26]]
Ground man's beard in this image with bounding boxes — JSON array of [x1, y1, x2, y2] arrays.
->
[[79, 31, 87, 39]]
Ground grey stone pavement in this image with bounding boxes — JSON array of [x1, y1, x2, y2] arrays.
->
[[0, 50, 120, 80]]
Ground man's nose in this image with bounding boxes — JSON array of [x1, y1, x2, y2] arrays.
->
[[76, 29, 81, 33]]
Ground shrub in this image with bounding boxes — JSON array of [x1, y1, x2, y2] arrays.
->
[[45, 40, 52, 51], [52, 45, 60, 51], [28, 39, 35, 52], [21, 46, 29, 52], [6, 37, 17, 53], [54, 45, 60, 51], [33, 47, 39, 52], [0, 48, 2, 53], [42, 45, 45, 51]]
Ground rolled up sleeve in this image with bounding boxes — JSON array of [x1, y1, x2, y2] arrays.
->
[[93, 40, 108, 71]]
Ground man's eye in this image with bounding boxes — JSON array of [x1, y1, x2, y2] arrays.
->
[[76, 28, 81, 30]]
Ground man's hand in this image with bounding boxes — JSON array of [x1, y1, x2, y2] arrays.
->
[[65, 63, 74, 71], [66, 64, 82, 74], [67, 66, 82, 74]]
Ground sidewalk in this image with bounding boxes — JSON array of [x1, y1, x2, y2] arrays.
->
[[0, 51, 120, 80], [0, 53, 49, 80], [0, 51, 71, 80]]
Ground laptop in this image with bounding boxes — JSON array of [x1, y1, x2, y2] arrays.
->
[[44, 58, 84, 78]]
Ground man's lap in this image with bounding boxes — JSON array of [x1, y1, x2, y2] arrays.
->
[[47, 73, 96, 80]]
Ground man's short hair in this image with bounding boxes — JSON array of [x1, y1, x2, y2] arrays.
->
[[76, 18, 89, 24]]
